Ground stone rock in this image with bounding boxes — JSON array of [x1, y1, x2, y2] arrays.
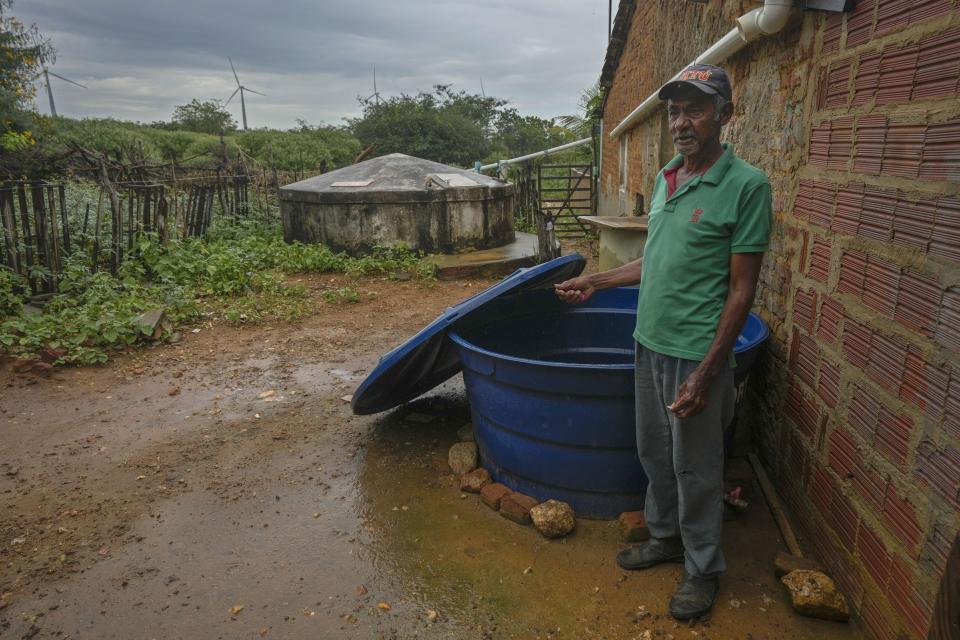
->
[[133, 309, 166, 339], [780, 570, 850, 622], [618, 511, 650, 542], [40, 346, 68, 364], [773, 551, 826, 577], [31, 361, 53, 376], [457, 422, 474, 442], [530, 499, 575, 538], [447, 442, 478, 475], [460, 468, 491, 493], [499, 492, 538, 525], [12, 357, 37, 373], [480, 483, 512, 510]]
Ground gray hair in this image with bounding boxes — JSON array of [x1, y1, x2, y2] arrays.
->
[[714, 95, 731, 121]]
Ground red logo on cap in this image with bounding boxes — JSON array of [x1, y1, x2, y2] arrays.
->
[[680, 70, 713, 82]]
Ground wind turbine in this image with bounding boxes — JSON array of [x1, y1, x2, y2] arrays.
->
[[33, 55, 86, 118], [365, 67, 381, 105], [225, 57, 265, 131]]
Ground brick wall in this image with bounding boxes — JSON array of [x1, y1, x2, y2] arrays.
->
[[599, 1, 960, 638]]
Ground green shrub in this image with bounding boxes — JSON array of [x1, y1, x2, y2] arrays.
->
[[0, 220, 432, 365]]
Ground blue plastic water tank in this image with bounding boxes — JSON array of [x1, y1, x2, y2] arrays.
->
[[449, 286, 769, 519]]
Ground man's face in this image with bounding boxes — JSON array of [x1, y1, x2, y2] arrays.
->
[[667, 87, 729, 157]]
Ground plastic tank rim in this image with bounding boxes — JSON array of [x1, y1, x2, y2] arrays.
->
[[449, 310, 769, 368]]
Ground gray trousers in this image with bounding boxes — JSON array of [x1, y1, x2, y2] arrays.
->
[[634, 344, 735, 578]]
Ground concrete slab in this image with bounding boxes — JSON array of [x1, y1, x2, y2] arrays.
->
[[427, 232, 541, 279], [581, 215, 649, 271]]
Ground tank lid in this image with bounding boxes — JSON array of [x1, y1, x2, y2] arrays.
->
[[351, 253, 587, 415], [280, 153, 507, 196]]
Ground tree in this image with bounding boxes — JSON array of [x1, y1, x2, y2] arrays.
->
[[492, 109, 570, 160], [555, 83, 602, 139], [171, 98, 236, 135], [0, 0, 54, 151], [349, 85, 497, 166]]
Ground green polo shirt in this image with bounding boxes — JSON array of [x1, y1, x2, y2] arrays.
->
[[633, 143, 771, 362]]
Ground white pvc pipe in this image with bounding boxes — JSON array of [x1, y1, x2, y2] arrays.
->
[[475, 137, 592, 172], [608, 0, 792, 139]]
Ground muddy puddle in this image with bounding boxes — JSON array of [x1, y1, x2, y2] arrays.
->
[[357, 384, 860, 640]]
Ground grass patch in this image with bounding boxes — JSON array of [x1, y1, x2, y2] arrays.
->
[[0, 219, 433, 365]]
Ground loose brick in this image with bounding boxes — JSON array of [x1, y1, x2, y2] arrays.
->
[[617, 511, 650, 542], [459, 468, 491, 494], [499, 492, 538, 525], [480, 483, 511, 510]]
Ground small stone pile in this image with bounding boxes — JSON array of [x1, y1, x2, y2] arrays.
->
[[448, 423, 576, 539]]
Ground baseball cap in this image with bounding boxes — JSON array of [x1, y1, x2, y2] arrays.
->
[[658, 64, 732, 101]]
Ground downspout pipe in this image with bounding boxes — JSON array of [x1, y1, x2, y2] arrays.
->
[[608, 0, 792, 139]]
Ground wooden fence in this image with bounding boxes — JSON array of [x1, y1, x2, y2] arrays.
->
[[0, 173, 269, 294]]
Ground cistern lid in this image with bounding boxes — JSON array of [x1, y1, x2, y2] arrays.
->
[[350, 253, 586, 415]]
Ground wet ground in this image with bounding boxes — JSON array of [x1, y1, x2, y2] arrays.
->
[[0, 271, 862, 639]]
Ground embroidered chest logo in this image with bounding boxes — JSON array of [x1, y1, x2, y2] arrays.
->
[[689, 208, 704, 223]]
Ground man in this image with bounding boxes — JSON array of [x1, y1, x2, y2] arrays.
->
[[555, 64, 771, 619]]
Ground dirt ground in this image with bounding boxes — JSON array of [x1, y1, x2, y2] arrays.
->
[[1, 267, 863, 639]]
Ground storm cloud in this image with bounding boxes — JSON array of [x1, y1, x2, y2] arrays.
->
[[15, 0, 609, 128]]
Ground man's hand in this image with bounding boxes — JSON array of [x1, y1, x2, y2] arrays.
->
[[554, 276, 595, 304], [668, 252, 764, 420], [668, 367, 712, 419]]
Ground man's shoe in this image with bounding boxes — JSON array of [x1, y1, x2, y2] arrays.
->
[[616, 537, 684, 570], [668, 572, 719, 620]]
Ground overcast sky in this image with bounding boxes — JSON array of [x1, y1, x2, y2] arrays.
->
[[15, 0, 610, 129]]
